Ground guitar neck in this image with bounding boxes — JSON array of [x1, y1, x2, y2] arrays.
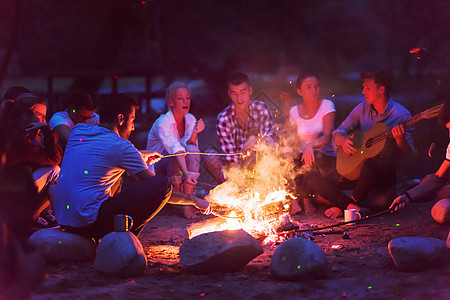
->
[[381, 113, 422, 139], [372, 104, 442, 141]]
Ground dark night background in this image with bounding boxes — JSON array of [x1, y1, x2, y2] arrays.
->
[[0, 3, 449, 297], [0, 0, 448, 133]]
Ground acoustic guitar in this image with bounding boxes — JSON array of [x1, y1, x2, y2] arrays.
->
[[336, 104, 443, 181]]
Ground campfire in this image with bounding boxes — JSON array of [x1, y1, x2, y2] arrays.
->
[[188, 143, 310, 245]]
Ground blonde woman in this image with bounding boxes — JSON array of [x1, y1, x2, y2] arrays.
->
[[147, 82, 205, 219]]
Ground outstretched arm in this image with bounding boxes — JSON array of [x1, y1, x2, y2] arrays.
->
[[134, 169, 210, 214], [168, 189, 211, 214], [390, 159, 450, 211]]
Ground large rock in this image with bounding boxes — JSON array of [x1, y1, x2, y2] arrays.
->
[[94, 231, 147, 277], [388, 237, 447, 272], [270, 237, 327, 281], [447, 231, 450, 249], [431, 198, 450, 224], [28, 228, 96, 264], [437, 184, 450, 200], [179, 229, 263, 274]]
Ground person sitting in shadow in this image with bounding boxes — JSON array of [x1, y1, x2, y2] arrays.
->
[[390, 100, 450, 211], [0, 86, 31, 120], [49, 90, 100, 150], [0, 126, 46, 300], [0, 93, 63, 228]]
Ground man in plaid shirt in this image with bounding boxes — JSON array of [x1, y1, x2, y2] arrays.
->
[[204, 73, 277, 183]]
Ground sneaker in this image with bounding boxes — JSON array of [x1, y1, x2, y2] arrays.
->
[[41, 209, 56, 223], [34, 217, 59, 230], [34, 217, 49, 229]]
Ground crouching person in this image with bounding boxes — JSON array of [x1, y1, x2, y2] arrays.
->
[[390, 101, 450, 211], [0, 93, 62, 228], [53, 94, 211, 241]]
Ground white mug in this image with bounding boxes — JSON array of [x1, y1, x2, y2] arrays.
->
[[344, 209, 361, 225]]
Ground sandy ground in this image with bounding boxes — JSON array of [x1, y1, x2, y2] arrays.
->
[[32, 200, 449, 300]]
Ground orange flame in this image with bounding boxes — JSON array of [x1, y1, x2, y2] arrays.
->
[[199, 143, 300, 244]]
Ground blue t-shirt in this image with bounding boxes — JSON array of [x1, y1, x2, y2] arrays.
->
[[54, 123, 148, 227]]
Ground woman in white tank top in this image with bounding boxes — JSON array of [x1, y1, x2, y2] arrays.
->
[[285, 72, 336, 214]]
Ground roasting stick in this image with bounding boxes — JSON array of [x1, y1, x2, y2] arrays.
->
[[161, 152, 246, 159], [277, 208, 394, 235]]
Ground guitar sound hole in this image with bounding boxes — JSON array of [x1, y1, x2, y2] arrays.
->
[[365, 138, 373, 148]]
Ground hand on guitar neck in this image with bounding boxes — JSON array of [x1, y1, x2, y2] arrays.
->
[[336, 103, 443, 180]]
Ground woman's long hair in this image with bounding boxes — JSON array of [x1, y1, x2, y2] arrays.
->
[[0, 93, 46, 130]]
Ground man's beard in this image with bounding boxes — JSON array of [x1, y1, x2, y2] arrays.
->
[[118, 125, 131, 140]]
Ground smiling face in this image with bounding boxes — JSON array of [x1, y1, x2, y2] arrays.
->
[[228, 82, 253, 111], [297, 76, 320, 102], [168, 87, 191, 116]]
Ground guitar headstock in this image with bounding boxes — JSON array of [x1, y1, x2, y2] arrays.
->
[[421, 104, 444, 119]]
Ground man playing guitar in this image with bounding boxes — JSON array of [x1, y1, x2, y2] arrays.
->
[[312, 70, 414, 218]]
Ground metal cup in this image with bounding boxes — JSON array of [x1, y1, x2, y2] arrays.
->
[[114, 214, 133, 232]]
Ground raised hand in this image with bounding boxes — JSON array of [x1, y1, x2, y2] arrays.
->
[[193, 118, 205, 134]]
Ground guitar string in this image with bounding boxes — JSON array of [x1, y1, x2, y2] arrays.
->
[[365, 111, 433, 146], [365, 107, 441, 147]]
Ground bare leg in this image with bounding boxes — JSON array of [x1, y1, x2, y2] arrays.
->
[[303, 197, 316, 214], [182, 182, 199, 219]]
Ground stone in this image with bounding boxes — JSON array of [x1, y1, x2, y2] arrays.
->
[[388, 237, 447, 272], [179, 229, 263, 274], [447, 230, 450, 249], [437, 184, 450, 200], [270, 237, 328, 281], [431, 198, 450, 224], [94, 231, 147, 277], [28, 228, 96, 264]]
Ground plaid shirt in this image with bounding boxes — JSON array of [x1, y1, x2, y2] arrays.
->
[[216, 100, 276, 163]]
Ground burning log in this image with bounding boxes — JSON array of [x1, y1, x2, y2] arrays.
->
[[196, 143, 300, 244], [186, 217, 229, 239]]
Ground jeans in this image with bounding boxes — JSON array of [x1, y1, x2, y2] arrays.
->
[[32, 165, 60, 194], [154, 144, 201, 178], [63, 175, 172, 240], [304, 157, 397, 211]]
